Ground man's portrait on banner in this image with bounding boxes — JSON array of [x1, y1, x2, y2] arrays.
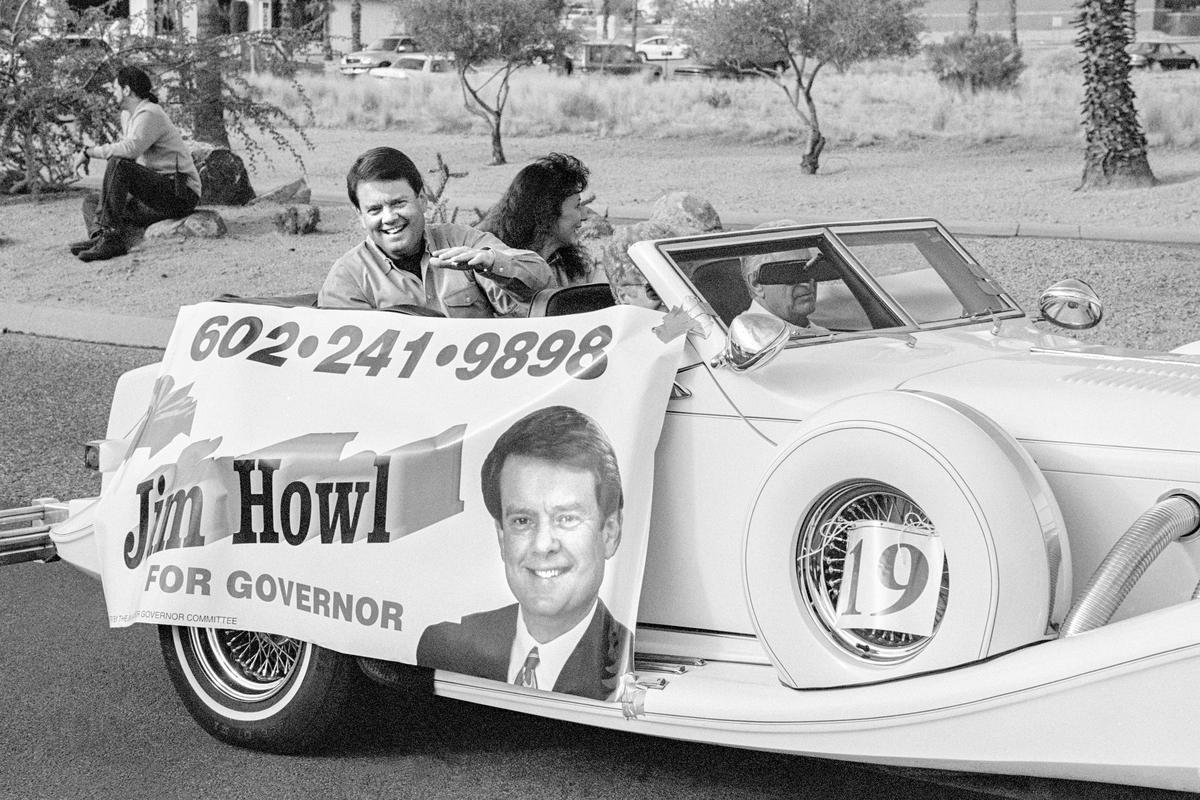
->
[[417, 405, 630, 701]]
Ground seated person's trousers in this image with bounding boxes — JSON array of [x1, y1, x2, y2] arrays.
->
[[94, 156, 199, 234]]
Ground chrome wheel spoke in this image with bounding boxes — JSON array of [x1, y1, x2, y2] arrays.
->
[[796, 481, 949, 663]]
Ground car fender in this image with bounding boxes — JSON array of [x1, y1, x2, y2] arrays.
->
[[742, 389, 1071, 688]]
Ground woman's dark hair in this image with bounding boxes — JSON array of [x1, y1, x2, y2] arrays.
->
[[116, 66, 158, 105], [478, 153, 590, 280]]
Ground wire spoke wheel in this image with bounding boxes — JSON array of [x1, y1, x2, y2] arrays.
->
[[187, 628, 305, 703], [797, 480, 950, 662], [161, 625, 362, 752]]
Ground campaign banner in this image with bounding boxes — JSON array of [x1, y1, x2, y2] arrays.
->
[[93, 301, 683, 701]]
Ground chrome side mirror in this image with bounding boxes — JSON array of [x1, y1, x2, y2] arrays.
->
[[712, 312, 789, 372], [1038, 279, 1103, 330]]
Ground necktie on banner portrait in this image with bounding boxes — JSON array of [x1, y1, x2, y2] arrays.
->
[[515, 646, 540, 689]]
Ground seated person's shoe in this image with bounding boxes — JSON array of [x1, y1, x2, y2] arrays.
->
[[68, 231, 101, 256], [77, 232, 129, 262]]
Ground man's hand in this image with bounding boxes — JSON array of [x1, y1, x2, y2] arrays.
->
[[430, 246, 498, 273], [653, 305, 704, 343], [72, 149, 90, 177]]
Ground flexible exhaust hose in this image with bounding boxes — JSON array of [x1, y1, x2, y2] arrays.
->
[[1060, 494, 1200, 637]]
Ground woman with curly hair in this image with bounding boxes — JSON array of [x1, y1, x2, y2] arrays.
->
[[477, 153, 604, 290]]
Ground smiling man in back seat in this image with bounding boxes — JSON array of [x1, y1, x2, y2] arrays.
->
[[318, 147, 551, 317]]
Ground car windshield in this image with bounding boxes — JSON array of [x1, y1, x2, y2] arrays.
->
[[659, 222, 1016, 338], [366, 38, 399, 51]]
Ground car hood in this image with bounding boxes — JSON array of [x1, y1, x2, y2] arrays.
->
[[727, 324, 1200, 454], [898, 343, 1200, 452]]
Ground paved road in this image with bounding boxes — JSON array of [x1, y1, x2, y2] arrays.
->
[[0, 333, 1191, 800]]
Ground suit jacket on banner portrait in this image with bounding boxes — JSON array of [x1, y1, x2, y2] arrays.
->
[[416, 601, 630, 700]]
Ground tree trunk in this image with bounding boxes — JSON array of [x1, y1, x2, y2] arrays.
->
[[967, 0, 979, 35], [1076, 0, 1155, 189], [800, 128, 825, 175], [350, 0, 361, 52], [1009, 0, 1019, 44], [193, 0, 231, 148], [489, 113, 506, 166]]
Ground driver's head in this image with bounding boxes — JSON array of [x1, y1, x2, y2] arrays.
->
[[741, 220, 817, 327]]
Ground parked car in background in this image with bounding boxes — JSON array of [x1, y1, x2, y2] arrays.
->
[[635, 36, 690, 61], [674, 58, 786, 80], [566, 42, 662, 77], [340, 35, 421, 75], [565, 2, 594, 21], [368, 53, 454, 80], [1127, 41, 1198, 70]]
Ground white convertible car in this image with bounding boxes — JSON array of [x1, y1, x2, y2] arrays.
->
[[5, 219, 1200, 791]]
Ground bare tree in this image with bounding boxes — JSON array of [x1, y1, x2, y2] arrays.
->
[[1075, 0, 1155, 188], [400, 0, 572, 165], [680, 0, 923, 174]]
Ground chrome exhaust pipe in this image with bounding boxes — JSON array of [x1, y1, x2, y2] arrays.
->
[[0, 500, 63, 567], [1060, 493, 1200, 637]]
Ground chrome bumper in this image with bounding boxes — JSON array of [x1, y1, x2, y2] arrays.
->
[[0, 499, 65, 566]]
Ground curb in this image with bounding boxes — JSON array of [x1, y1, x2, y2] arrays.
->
[[0, 303, 174, 349]]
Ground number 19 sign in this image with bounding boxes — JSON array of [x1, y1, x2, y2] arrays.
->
[[834, 521, 944, 637]]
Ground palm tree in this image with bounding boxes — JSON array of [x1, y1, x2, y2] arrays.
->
[[1075, 0, 1155, 188], [193, 0, 231, 147], [967, 0, 979, 35], [1009, 0, 1018, 44], [350, 0, 361, 51]]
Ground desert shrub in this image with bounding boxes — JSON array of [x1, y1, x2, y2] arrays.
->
[[1138, 76, 1200, 147], [925, 33, 1025, 93], [1028, 47, 1080, 76], [700, 88, 732, 109], [558, 88, 606, 121], [251, 56, 1199, 149], [1, 4, 118, 193]]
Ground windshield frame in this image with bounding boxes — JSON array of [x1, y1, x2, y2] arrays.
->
[[649, 218, 1023, 345]]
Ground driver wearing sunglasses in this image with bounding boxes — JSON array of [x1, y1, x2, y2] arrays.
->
[[740, 247, 831, 336]]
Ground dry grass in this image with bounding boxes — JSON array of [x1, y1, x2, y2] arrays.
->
[[253, 51, 1200, 149]]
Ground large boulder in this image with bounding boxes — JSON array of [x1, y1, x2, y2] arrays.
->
[[144, 209, 228, 239], [252, 177, 311, 205], [597, 220, 682, 286], [648, 191, 722, 234], [189, 142, 256, 206], [273, 204, 320, 235]]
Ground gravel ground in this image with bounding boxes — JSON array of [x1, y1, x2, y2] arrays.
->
[[1, 133, 1197, 351]]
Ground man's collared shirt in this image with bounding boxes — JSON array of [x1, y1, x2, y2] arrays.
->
[[746, 298, 831, 336], [507, 600, 599, 690], [96, 99, 203, 197], [317, 223, 551, 318]]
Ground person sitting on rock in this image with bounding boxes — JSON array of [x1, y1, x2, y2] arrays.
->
[[70, 66, 202, 262]]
